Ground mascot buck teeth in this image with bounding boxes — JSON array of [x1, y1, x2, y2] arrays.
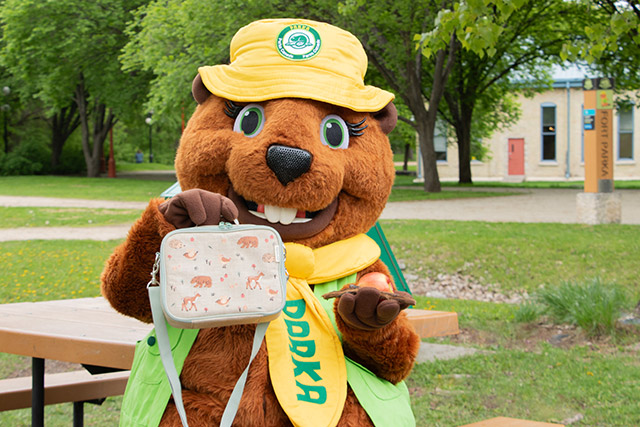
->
[[102, 18, 420, 427]]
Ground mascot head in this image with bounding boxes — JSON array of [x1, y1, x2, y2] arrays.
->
[[175, 18, 398, 248]]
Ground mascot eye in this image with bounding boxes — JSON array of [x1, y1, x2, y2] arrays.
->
[[320, 115, 349, 149], [233, 104, 265, 137]]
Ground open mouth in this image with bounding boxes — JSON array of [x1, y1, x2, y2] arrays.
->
[[228, 187, 338, 240]]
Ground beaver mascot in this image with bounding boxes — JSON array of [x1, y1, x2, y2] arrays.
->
[[101, 18, 420, 427]]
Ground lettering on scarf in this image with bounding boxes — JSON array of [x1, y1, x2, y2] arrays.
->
[[283, 299, 327, 404]]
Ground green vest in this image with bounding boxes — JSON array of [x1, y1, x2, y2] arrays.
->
[[120, 325, 198, 427], [120, 274, 414, 427]]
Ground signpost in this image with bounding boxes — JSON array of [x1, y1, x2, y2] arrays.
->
[[577, 78, 621, 224]]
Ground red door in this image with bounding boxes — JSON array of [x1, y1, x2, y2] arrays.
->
[[508, 138, 525, 175]]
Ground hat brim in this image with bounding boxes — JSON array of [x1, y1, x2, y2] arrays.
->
[[199, 65, 394, 113]]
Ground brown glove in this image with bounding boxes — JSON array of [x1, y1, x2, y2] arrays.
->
[[336, 286, 414, 331], [158, 189, 238, 229]]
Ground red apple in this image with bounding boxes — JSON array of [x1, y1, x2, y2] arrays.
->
[[357, 272, 392, 292]]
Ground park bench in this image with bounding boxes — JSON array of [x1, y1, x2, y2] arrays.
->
[[0, 369, 129, 426]]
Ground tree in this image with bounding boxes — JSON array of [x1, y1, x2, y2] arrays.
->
[[1, 0, 150, 176], [122, 0, 530, 191], [439, 0, 581, 183], [121, 0, 285, 126], [563, 1, 640, 90], [330, 1, 541, 191]]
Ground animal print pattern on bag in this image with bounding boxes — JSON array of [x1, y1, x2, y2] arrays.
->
[[161, 228, 285, 323]]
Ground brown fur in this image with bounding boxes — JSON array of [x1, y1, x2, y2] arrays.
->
[[101, 89, 419, 425]]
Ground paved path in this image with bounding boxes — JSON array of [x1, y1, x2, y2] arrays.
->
[[1, 188, 639, 242], [381, 188, 640, 224], [0, 196, 147, 210]]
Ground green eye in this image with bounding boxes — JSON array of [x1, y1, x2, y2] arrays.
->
[[233, 104, 265, 137], [320, 115, 349, 149]]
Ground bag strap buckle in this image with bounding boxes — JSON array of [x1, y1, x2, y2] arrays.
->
[[147, 252, 161, 288]]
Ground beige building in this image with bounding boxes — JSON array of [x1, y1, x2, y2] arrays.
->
[[427, 75, 639, 182]]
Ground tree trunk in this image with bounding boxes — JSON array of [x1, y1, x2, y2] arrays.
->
[[50, 102, 80, 170], [75, 74, 117, 177], [402, 143, 411, 172], [444, 85, 474, 185], [411, 39, 458, 193], [417, 118, 441, 192], [456, 103, 474, 184]]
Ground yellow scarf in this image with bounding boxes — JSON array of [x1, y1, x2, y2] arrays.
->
[[265, 234, 380, 427]]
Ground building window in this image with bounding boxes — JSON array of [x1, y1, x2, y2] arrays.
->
[[541, 104, 556, 161], [618, 107, 634, 160], [434, 120, 447, 162]]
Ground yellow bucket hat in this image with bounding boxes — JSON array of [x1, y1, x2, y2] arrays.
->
[[198, 18, 394, 112]]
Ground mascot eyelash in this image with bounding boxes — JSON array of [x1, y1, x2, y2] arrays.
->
[[346, 118, 367, 136], [224, 100, 243, 118], [224, 100, 368, 136]]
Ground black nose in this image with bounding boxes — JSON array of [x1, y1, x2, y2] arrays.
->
[[266, 145, 312, 186]]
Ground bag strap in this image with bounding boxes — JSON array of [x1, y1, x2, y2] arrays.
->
[[148, 286, 268, 427]]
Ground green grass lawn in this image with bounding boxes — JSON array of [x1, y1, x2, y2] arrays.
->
[[382, 220, 640, 296], [1, 227, 639, 425], [1, 171, 639, 426], [0, 175, 521, 203], [0, 176, 172, 201], [116, 161, 174, 172], [0, 207, 142, 228], [0, 240, 120, 302], [409, 342, 640, 426]]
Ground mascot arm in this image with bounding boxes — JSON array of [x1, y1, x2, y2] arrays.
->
[[332, 261, 420, 384], [101, 198, 176, 323]]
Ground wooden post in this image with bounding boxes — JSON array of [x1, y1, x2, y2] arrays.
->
[[583, 77, 614, 193], [577, 77, 621, 224]]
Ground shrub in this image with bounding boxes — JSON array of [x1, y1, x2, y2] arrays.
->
[[536, 278, 629, 336], [0, 140, 48, 175], [514, 301, 543, 323]]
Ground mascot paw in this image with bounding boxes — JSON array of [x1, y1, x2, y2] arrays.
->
[[158, 188, 238, 229], [336, 286, 413, 331]]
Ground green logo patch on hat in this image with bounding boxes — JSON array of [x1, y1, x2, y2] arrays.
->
[[276, 24, 321, 61]]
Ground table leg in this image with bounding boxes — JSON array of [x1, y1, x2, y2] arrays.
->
[[73, 401, 84, 427], [32, 357, 45, 427]]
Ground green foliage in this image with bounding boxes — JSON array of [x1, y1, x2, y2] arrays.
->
[[469, 89, 522, 162], [1, 0, 149, 117], [561, 1, 640, 89], [537, 278, 629, 336], [112, 120, 179, 166], [1, 0, 153, 176], [514, 301, 544, 323], [53, 135, 87, 175], [0, 139, 47, 175], [121, 0, 287, 124]]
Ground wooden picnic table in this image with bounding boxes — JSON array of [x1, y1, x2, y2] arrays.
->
[[0, 297, 457, 426], [0, 297, 151, 427]]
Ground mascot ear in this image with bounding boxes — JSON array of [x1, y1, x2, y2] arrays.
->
[[192, 74, 211, 104], [374, 102, 398, 135]]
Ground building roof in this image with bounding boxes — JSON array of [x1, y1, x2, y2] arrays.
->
[[550, 63, 595, 88]]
